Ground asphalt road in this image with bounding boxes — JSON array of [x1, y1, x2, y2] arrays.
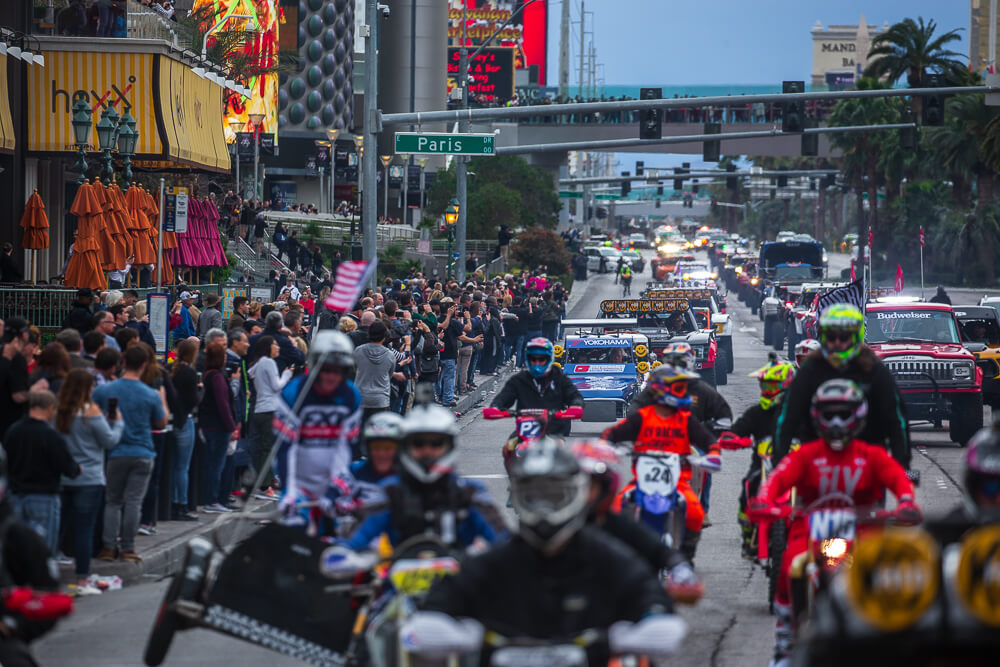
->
[[34, 249, 977, 667]]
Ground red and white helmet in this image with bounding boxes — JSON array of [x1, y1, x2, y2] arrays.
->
[[794, 338, 821, 367], [570, 439, 622, 516]]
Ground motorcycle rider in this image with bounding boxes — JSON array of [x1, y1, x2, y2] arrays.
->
[[420, 438, 681, 667], [619, 263, 633, 294], [571, 439, 703, 603], [343, 403, 507, 551], [723, 362, 797, 557], [629, 343, 733, 425], [348, 411, 404, 510], [749, 379, 920, 667], [602, 368, 718, 562], [0, 449, 75, 667], [773, 304, 911, 468], [273, 330, 362, 532], [926, 422, 1000, 545], [792, 338, 820, 367], [485, 337, 583, 441]]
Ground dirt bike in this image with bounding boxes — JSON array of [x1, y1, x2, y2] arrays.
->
[[398, 611, 688, 667], [482, 407, 581, 471]]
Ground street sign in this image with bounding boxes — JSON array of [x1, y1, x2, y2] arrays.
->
[[394, 132, 496, 156], [163, 186, 189, 233], [559, 191, 583, 198], [594, 193, 617, 200]]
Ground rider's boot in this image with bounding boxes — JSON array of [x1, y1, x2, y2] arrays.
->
[[768, 599, 794, 667], [737, 508, 754, 559], [680, 529, 701, 564]]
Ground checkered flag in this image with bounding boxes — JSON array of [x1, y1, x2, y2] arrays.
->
[[815, 279, 865, 314]]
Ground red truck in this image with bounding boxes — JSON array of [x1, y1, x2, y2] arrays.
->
[[865, 300, 984, 445]]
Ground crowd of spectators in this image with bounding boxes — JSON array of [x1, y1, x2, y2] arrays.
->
[[0, 263, 570, 593]]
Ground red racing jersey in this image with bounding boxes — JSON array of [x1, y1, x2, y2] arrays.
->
[[758, 438, 915, 507]]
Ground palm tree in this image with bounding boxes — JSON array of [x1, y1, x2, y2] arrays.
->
[[863, 17, 966, 117]]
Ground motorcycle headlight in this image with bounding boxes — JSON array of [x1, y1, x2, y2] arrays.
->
[[821, 538, 848, 560], [953, 364, 972, 378]]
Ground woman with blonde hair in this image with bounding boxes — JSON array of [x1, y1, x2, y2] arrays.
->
[[56, 368, 124, 593], [338, 316, 358, 334]]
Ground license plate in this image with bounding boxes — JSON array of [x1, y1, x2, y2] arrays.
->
[[388, 557, 459, 595]]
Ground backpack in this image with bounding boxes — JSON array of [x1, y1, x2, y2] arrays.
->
[[418, 332, 441, 374]]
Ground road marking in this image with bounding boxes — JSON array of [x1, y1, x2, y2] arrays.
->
[[464, 474, 507, 479], [739, 327, 757, 333]]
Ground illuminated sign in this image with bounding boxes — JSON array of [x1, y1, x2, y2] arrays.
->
[[448, 1, 548, 88], [447, 47, 514, 104], [193, 0, 280, 143]]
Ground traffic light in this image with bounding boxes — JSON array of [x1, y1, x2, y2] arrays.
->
[[703, 122, 721, 162], [777, 174, 788, 187], [781, 80, 805, 133], [621, 170, 631, 198], [726, 163, 738, 191], [809, 179, 817, 191], [921, 73, 944, 126], [635, 161, 644, 177], [655, 198, 661, 208], [657, 184, 664, 195], [900, 111, 917, 150], [639, 87, 662, 140], [823, 173, 837, 188], [692, 179, 700, 194], [673, 162, 688, 193], [801, 119, 818, 156]]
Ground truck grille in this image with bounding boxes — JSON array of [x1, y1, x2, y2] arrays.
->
[[884, 359, 952, 382]]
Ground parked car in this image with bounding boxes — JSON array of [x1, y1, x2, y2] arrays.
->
[[584, 246, 621, 273]]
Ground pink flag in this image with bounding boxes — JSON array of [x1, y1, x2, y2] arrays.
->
[[894, 264, 904, 293], [324, 260, 378, 313], [919, 226, 924, 247], [850, 261, 856, 281]]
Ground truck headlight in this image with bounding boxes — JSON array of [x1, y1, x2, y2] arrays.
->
[[953, 364, 972, 378]]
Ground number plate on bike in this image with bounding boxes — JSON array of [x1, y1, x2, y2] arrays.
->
[[808, 509, 857, 542], [635, 454, 681, 496], [388, 557, 459, 595]]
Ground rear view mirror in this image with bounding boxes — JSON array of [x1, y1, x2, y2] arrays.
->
[[964, 342, 987, 353]]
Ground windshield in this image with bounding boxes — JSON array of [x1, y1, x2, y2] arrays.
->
[[566, 346, 633, 364], [865, 310, 961, 344], [958, 317, 1000, 345], [774, 265, 815, 279], [637, 309, 697, 332], [760, 242, 824, 269]]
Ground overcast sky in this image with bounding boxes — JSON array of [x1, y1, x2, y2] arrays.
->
[[545, 0, 969, 87]]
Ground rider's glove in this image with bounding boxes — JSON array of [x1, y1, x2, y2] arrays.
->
[[555, 406, 583, 420], [482, 407, 510, 420], [319, 546, 377, 578], [747, 498, 778, 522], [689, 451, 721, 472], [895, 499, 922, 524], [666, 562, 700, 588]]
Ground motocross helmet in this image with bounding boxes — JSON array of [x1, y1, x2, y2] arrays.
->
[[810, 379, 868, 451], [510, 438, 589, 555], [662, 342, 696, 371], [525, 337, 555, 379], [646, 366, 697, 409], [750, 362, 796, 410], [963, 426, 1000, 517], [570, 439, 622, 517], [306, 330, 355, 371], [794, 338, 822, 367], [818, 304, 865, 369], [363, 411, 404, 457], [399, 404, 459, 484]]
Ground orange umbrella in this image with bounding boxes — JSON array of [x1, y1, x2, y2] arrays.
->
[[105, 183, 132, 269], [19, 189, 50, 285], [141, 186, 175, 286], [91, 179, 121, 272], [64, 180, 107, 291], [125, 184, 157, 266]]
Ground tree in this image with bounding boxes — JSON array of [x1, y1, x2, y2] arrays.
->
[[509, 228, 571, 275], [863, 17, 966, 117]]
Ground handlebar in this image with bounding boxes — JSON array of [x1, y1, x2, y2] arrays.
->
[[482, 407, 582, 421]]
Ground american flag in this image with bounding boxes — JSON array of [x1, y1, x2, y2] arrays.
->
[[816, 278, 865, 314], [324, 260, 377, 313]]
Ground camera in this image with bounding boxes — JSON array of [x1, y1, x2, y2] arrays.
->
[[378, 3, 390, 18]]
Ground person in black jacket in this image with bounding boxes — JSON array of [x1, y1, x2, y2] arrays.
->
[[0, 242, 22, 284], [488, 338, 583, 437], [773, 304, 910, 468], [62, 289, 95, 335], [420, 439, 676, 667], [247, 311, 305, 373], [928, 285, 951, 305]]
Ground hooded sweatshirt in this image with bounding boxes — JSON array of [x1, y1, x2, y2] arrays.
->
[[353, 343, 397, 408]]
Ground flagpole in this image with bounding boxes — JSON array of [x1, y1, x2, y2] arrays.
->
[[919, 226, 925, 300]]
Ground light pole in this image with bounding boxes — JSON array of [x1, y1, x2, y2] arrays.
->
[[398, 153, 410, 227], [456, 0, 541, 281], [229, 119, 243, 197], [444, 197, 459, 278], [248, 112, 265, 201], [315, 139, 331, 213], [70, 95, 92, 185], [327, 128, 340, 214], [417, 157, 429, 224], [353, 134, 364, 240], [117, 106, 138, 189], [380, 155, 392, 223], [96, 104, 120, 182]]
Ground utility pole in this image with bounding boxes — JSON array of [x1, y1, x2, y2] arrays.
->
[[558, 0, 570, 98], [578, 1, 585, 99], [457, 1, 469, 282], [362, 0, 378, 280]]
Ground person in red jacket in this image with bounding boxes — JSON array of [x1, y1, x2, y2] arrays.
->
[[750, 378, 920, 667], [602, 367, 718, 562]]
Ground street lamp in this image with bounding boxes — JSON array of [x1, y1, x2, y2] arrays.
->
[[117, 107, 138, 189], [96, 103, 120, 182], [353, 134, 364, 217], [315, 139, 331, 213], [70, 95, 92, 185], [229, 119, 244, 197], [326, 128, 340, 214], [444, 197, 459, 278], [398, 153, 410, 226], [248, 112, 265, 201], [380, 155, 392, 223], [417, 157, 429, 222]]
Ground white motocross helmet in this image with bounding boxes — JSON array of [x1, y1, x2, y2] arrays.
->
[[794, 338, 821, 367], [399, 404, 460, 484], [307, 330, 355, 370]]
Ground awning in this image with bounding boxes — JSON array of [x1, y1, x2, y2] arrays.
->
[[0, 54, 15, 154], [26, 49, 228, 173]]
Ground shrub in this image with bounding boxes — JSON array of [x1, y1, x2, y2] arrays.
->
[[510, 227, 571, 275]]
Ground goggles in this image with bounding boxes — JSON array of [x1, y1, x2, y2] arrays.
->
[[654, 380, 689, 398], [760, 380, 783, 396], [527, 355, 550, 365], [822, 330, 857, 344], [407, 436, 450, 452], [367, 439, 398, 453]]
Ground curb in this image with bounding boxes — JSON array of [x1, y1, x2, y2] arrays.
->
[[453, 365, 514, 417]]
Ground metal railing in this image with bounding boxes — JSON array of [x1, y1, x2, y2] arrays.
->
[[261, 212, 420, 243], [125, 0, 181, 46]]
